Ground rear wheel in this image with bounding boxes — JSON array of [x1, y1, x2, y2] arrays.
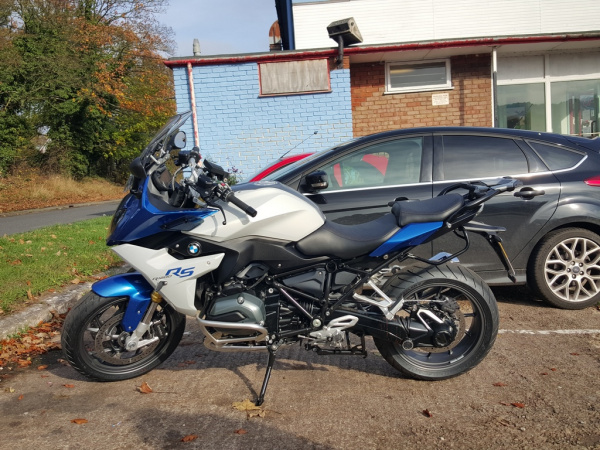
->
[[61, 292, 185, 381], [374, 262, 498, 380], [528, 228, 600, 309]]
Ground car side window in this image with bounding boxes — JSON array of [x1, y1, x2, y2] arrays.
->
[[316, 138, 423, 191], [526, 141, 585, 171], [441, 135, 528, 180]]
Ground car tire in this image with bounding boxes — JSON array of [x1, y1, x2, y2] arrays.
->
[[528, 228, 600, 309]]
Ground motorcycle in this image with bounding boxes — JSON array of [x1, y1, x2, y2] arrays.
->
[[61, 111, 522, 405]]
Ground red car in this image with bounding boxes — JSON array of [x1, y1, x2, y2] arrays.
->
[[248, 152, 389, 184], [248, 153, 313, 182]]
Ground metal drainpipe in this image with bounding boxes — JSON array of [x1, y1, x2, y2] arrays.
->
[[492, 47, 498, 128], [187, 62, 200, 149]]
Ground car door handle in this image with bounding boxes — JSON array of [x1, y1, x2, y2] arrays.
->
[[514, 187, 545, 199]]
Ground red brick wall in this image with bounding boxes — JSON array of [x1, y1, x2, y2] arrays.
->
[[351, 54, 492, 136]]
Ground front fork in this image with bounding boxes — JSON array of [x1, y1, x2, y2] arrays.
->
[[91, 272, 165, 351], [123, 291, 163, 351]]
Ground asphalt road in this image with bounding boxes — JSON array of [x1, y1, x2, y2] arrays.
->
[[0, 287, 598, 449], [0, 201, 120, 235]]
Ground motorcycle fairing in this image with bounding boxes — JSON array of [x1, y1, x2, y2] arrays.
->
[[92, 272, 154, 332], [107, 178, 218, 245], [369, 222, 443, 257], [112, 244, 225, 316]]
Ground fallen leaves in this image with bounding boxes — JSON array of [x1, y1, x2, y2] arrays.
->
[[71, 418, 88, 425], [0, 313, 65, 369], [422, 409, 433, 418], [234, 429, 248, 435], [138, 381, 153, 394], [181, 435, 199, 442], [493, 382, 508, 387], [232, 399, 266, 418]]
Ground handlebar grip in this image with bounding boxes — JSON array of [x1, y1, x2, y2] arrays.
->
[[227, 192, 258, 218]]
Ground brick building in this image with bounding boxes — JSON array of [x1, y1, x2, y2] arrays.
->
[[165, 0, 600, 176]]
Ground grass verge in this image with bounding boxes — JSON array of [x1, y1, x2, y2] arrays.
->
[[0, 216, 122, 314], [0, 170, 124, 213]]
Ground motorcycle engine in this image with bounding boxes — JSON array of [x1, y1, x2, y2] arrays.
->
[[205, 293, 266, 336]]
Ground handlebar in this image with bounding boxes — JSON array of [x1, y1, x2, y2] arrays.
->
[[187, 163, 258, 218], [222, 190, 258, 217]]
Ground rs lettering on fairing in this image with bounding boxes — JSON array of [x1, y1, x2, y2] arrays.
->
[[165, 267, 194, 278]]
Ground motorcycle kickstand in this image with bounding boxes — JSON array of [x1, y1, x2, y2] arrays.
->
[[255, 347, 276, 406]]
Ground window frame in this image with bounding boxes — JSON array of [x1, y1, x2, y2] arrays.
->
[[435, 134, 530, 182], [311, 136, 427, 193], [258, 58, 331, 97], [385, 59, 452, 94]]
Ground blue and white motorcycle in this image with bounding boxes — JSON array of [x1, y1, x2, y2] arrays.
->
[[62, 111, 521, 405]]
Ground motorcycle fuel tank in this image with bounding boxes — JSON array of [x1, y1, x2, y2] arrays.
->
[[186, 182, 326, 243]]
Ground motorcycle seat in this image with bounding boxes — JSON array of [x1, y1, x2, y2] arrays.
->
[[391, 193, 464, 227], [296, 193, 465, 259], [296, 214, 399, 259]]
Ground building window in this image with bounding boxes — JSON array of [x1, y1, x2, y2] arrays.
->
[[259, 59, 330, 96], [550, 79, 600, 138], [498, 52, 600, 137], [385, 59, 451, 94], [498, 83, 546, 131]]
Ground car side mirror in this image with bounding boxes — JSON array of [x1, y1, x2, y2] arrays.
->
[[305, 170, 329, 192]]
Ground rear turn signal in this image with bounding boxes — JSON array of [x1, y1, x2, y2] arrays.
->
[[584, 176, 600, 187]]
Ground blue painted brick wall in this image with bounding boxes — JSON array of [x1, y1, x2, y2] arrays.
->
[[172, 63, 352, 180]]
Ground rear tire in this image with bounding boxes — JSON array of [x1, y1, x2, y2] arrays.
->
[[528, 228, 600, 310], [61, 292, 185, 381], [374, 262, 498, 380]]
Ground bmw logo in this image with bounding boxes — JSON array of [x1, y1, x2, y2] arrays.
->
[[187, 242, 201, 255]]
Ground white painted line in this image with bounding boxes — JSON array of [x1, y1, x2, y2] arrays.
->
[[498, 329, 600, 335]]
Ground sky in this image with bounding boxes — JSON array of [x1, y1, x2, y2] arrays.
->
[[156, 0, 279, 57]]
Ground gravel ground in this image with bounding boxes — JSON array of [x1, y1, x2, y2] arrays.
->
[[0, 285, 598, 449]]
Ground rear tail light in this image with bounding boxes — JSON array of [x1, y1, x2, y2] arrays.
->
[[584, 176, 600, 187]]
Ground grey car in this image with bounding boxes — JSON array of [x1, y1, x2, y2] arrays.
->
[[262, 126, 600, 310]]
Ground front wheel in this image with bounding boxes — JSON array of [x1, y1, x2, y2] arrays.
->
[[61, 292, 186, 381], [374, 262, 498, 380]]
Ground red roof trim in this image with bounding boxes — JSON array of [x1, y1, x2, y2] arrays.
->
[[164, 33, 600, 68]]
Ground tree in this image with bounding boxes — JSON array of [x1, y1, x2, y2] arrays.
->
[[0, 0, 175, 179]]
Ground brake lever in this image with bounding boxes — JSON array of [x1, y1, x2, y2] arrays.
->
[[206, 200, 227, 225]]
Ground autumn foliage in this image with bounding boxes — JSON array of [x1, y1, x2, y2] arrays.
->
[[0, 0, 175, 180]]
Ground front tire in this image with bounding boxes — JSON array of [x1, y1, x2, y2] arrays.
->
[[374, 262, 498, 380], [61, 292, 185, 381], [528, 228, 600, 309]]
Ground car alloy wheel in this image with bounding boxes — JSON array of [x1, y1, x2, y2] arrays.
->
[[529, 228, 600, 309]]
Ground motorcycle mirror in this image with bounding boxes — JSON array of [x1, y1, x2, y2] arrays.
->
[[129, 157, 146, 180], [305, 170, 329, 192], [168, 131, 187, 150]]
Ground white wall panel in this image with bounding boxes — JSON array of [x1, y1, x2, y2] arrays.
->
[[497, 55, 545, 82], [548, 52, 600, 78], [293, 0, 600, 49]]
